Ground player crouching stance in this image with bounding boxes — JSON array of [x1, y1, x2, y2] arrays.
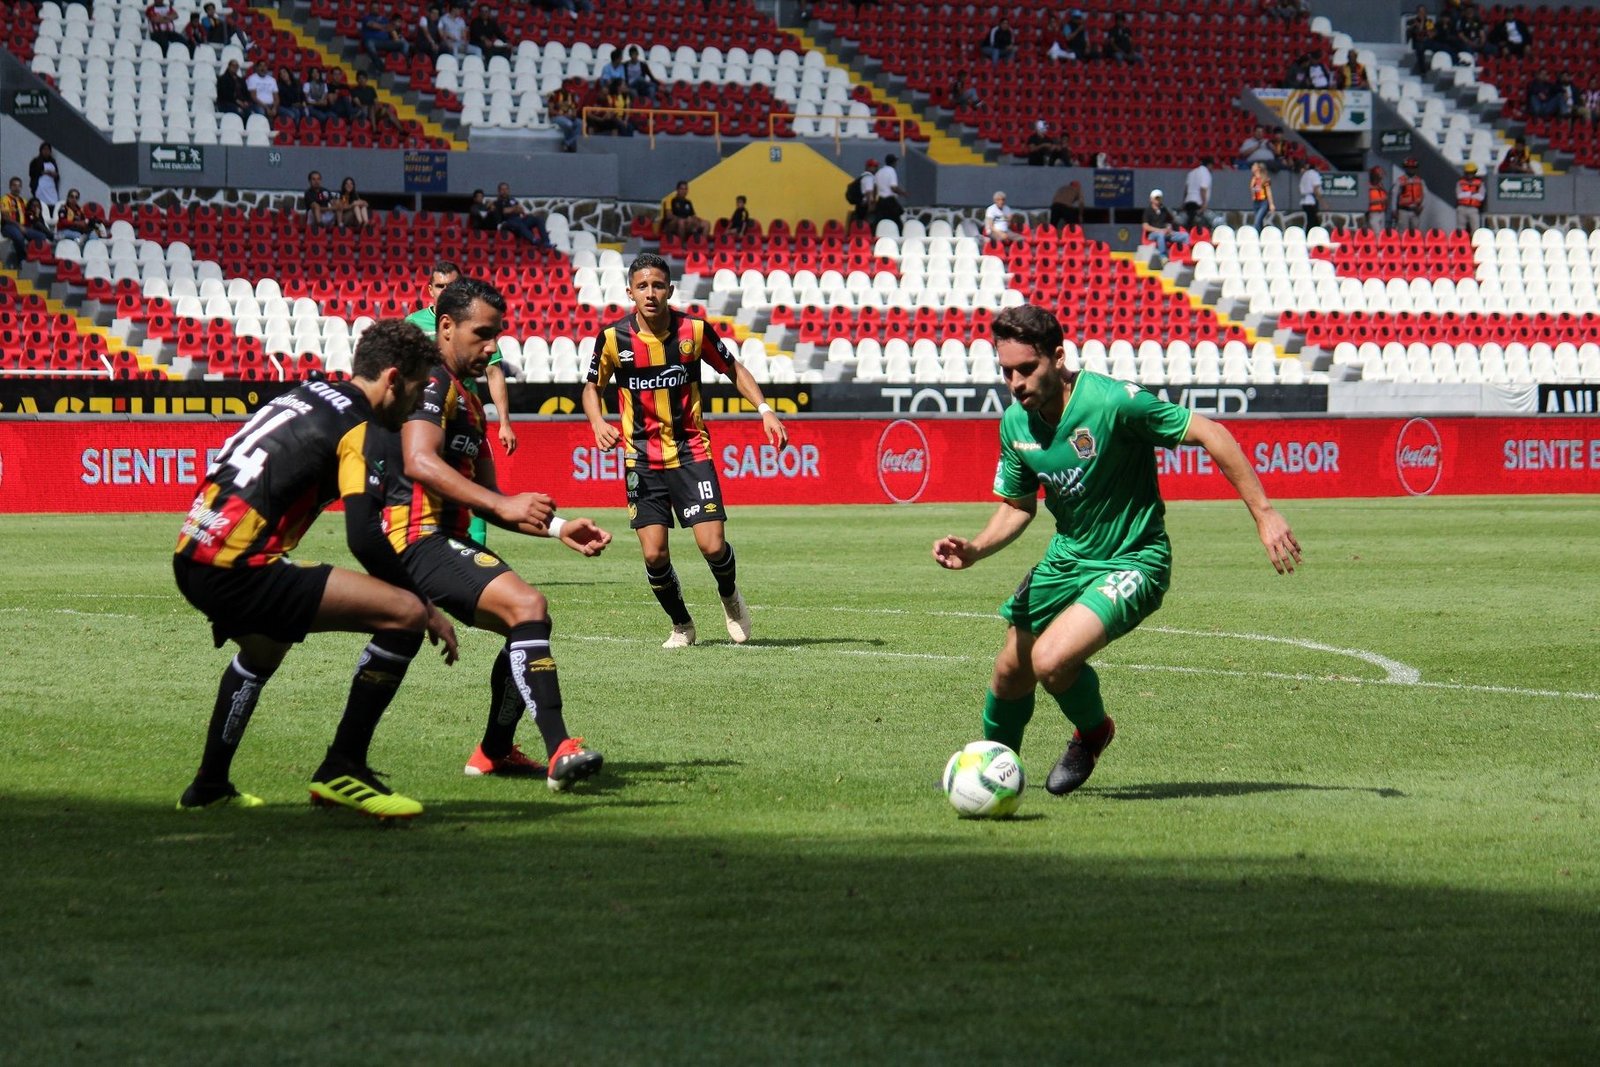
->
[[381, 278, 610, 790], [173, 320, 459, 818], [581, 253, 787, 648], [933, 305, 1301, 795]]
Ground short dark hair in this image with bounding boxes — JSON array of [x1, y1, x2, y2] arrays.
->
[[351, 319, 440, 380], [430, 259, 462, 279], [991, 304, 1064, 359], [436, 277, 507, 323], [628, 252, 671, 283]]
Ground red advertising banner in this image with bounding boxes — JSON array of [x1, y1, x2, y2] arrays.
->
[[1, 416, 1597, 514]]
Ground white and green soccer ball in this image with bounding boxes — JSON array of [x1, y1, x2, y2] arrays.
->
[[942, 741, 1025, 818]]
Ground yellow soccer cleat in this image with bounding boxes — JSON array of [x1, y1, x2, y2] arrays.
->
[[308, 753, 424, 819]]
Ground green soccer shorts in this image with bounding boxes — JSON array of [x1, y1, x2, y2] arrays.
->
[[999, 557, 1166, 641]]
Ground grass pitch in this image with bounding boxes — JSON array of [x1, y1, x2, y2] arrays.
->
[[1, 498, 1596, 1064]]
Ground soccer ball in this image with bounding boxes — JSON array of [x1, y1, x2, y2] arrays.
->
[[942, 741, 1025, 818]]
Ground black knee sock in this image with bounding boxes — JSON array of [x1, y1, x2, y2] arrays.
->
[[646, 561, 692, 625], [481, 647, 524, 759], [196, 655, 274, 785], [505, 620, 570, 759], [706, 543, 737, 597], [329, 630, 422, 767]]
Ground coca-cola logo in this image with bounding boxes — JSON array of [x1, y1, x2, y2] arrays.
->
[[1395, 417, 1443, 496], [876, 419, 930, 503]]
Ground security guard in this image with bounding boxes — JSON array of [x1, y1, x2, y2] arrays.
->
[[1455, 162, 1486, 233], [1367, 165, 1388, 232], [1393, 157, 1426, 232]]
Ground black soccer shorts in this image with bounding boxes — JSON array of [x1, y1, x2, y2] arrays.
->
[[400, 533, 515, 624], [625, 459, 727, 530], [173, 555, 332, 648]]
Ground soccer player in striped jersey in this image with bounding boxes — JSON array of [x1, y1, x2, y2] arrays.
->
[[933, 304, 1301, 796], [172, 319, 459, 817], [581, 253, 787, 648], [379, 278, 611, 789], [405, 258, 518, 546]]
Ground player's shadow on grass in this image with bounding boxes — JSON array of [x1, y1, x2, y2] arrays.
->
[[1090, 781, 1408, 801], [592, 758, 742, 790]]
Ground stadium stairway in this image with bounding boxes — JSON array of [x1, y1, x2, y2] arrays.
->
[[782, 24, 986, 166], [2, 267, 171, 380], [253, 2, 465, 149]]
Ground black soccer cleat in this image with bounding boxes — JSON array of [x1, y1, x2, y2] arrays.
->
[[1044, 716, 1116, 796]]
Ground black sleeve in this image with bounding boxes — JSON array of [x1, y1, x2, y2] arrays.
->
[[343, 493, 422, 597]]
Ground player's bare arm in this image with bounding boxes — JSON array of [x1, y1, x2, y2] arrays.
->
[[401, 418, 554, 532], [580, 381, 621, 450], [1184, 413, 1303, 574], [555, 517, 613, 557], [933, 496, 1037, 570], [731, 362, 788, 449], [485, 362, 518, 454]]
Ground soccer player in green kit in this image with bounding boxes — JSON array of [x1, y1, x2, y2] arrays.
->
[[933, 304, 1302, 796], [406, 259, 517, 545]]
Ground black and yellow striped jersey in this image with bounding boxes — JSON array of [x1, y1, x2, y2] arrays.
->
[[374, 363, 485, 551]]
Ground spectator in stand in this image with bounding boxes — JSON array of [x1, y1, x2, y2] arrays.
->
[[1236, 123, 1277, 170], [1249, 161, 1275, 229], [1556, 72, 1578, 120], [1050, 180, 1085, 228], [183, 13, 206, 54], [55, 189, 109, 241], [1284, 53, 1311, 89], [1487, 12, 1532, 57], [201, 3, 231, 46], [1406, 5, 1437, 69], [1393, 157, 1426, 230], [548, 84, 581, 152], [1047, 10, 1091, 61], [28, 143, 60, 218], [727, 195, 753, 236], [1181, 156, 1214, 229], [245, 63, 281, 122], [360, 5, 410, 62], [598, 45, 627, 87], [1366, 165, 1388, 232], [1455, 3, 1488, 56], [351, 71, 405, 134], [1025, 120, 1069, 166], [948, 69, 982, 109], [1339, 54, 1368, 89], [872, 152, 906, 227], [2, 176, 50, 267], [303, 170, 337, 228], [1455, 161, 1485, 232], [467, 189, 497, 231], [1498, 137, 1532, 174], [24, 197, 53, 245], [622, 46, 660, 102], [1580, 79, 1600, 125], [302, 68, 337, 122], [493, 182, 553, 249], [983, 190, 1025, 244], [1306, 54, 1333, 89], [277, 66, 305, 123], [1294, 158, 1324, 229], [1527, 70, 1560, 119], [586, 79, 636, 137], [216, 59, 252, 118], [1267, 126, 1298, 170], [413, 6, 444, 59], [980, 17, 1016, 63], [661, 180, 709, 240], [335, 177, 371, 231], [1141, 189, 1188, 258], [849, 159, 879, 226], [438, 3, 473, 57], [145, 3, 185, 54], [1106, 13, 1142, 64], [469, 7, 512, 62]]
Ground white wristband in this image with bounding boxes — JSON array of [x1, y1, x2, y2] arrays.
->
[[548, 516, 567, 538], [757, 402, 773, 415]]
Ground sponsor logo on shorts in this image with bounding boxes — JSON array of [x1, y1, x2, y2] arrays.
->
[[626, 469, 640, 491], [474, 552, 500, 568], [628, 503, 638, 519], [1070, 428, 1097, 460], [1395, 417, 1443, 496], [681, 504, 701, 520], [704, 502, 718, 513], [876, 419, 931, 503]]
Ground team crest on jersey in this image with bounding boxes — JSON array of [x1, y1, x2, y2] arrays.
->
[[474, 551, 500, 568], [679, 339, 694, 355], [1070, 428, 1098, 460]]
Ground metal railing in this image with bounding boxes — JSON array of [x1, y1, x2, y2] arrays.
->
[[581, 106, 723, 150]]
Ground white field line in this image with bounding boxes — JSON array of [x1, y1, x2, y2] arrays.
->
[[0, 607, 142, 620]]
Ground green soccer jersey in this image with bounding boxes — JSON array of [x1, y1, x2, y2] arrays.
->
[[993, 371, 1192, 581]]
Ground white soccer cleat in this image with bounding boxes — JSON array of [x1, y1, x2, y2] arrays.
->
[[720, 592, 751, 644], [662, 622, 697, 648]]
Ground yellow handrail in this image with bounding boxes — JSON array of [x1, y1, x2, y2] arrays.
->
[[580, 106, 723, 150]]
